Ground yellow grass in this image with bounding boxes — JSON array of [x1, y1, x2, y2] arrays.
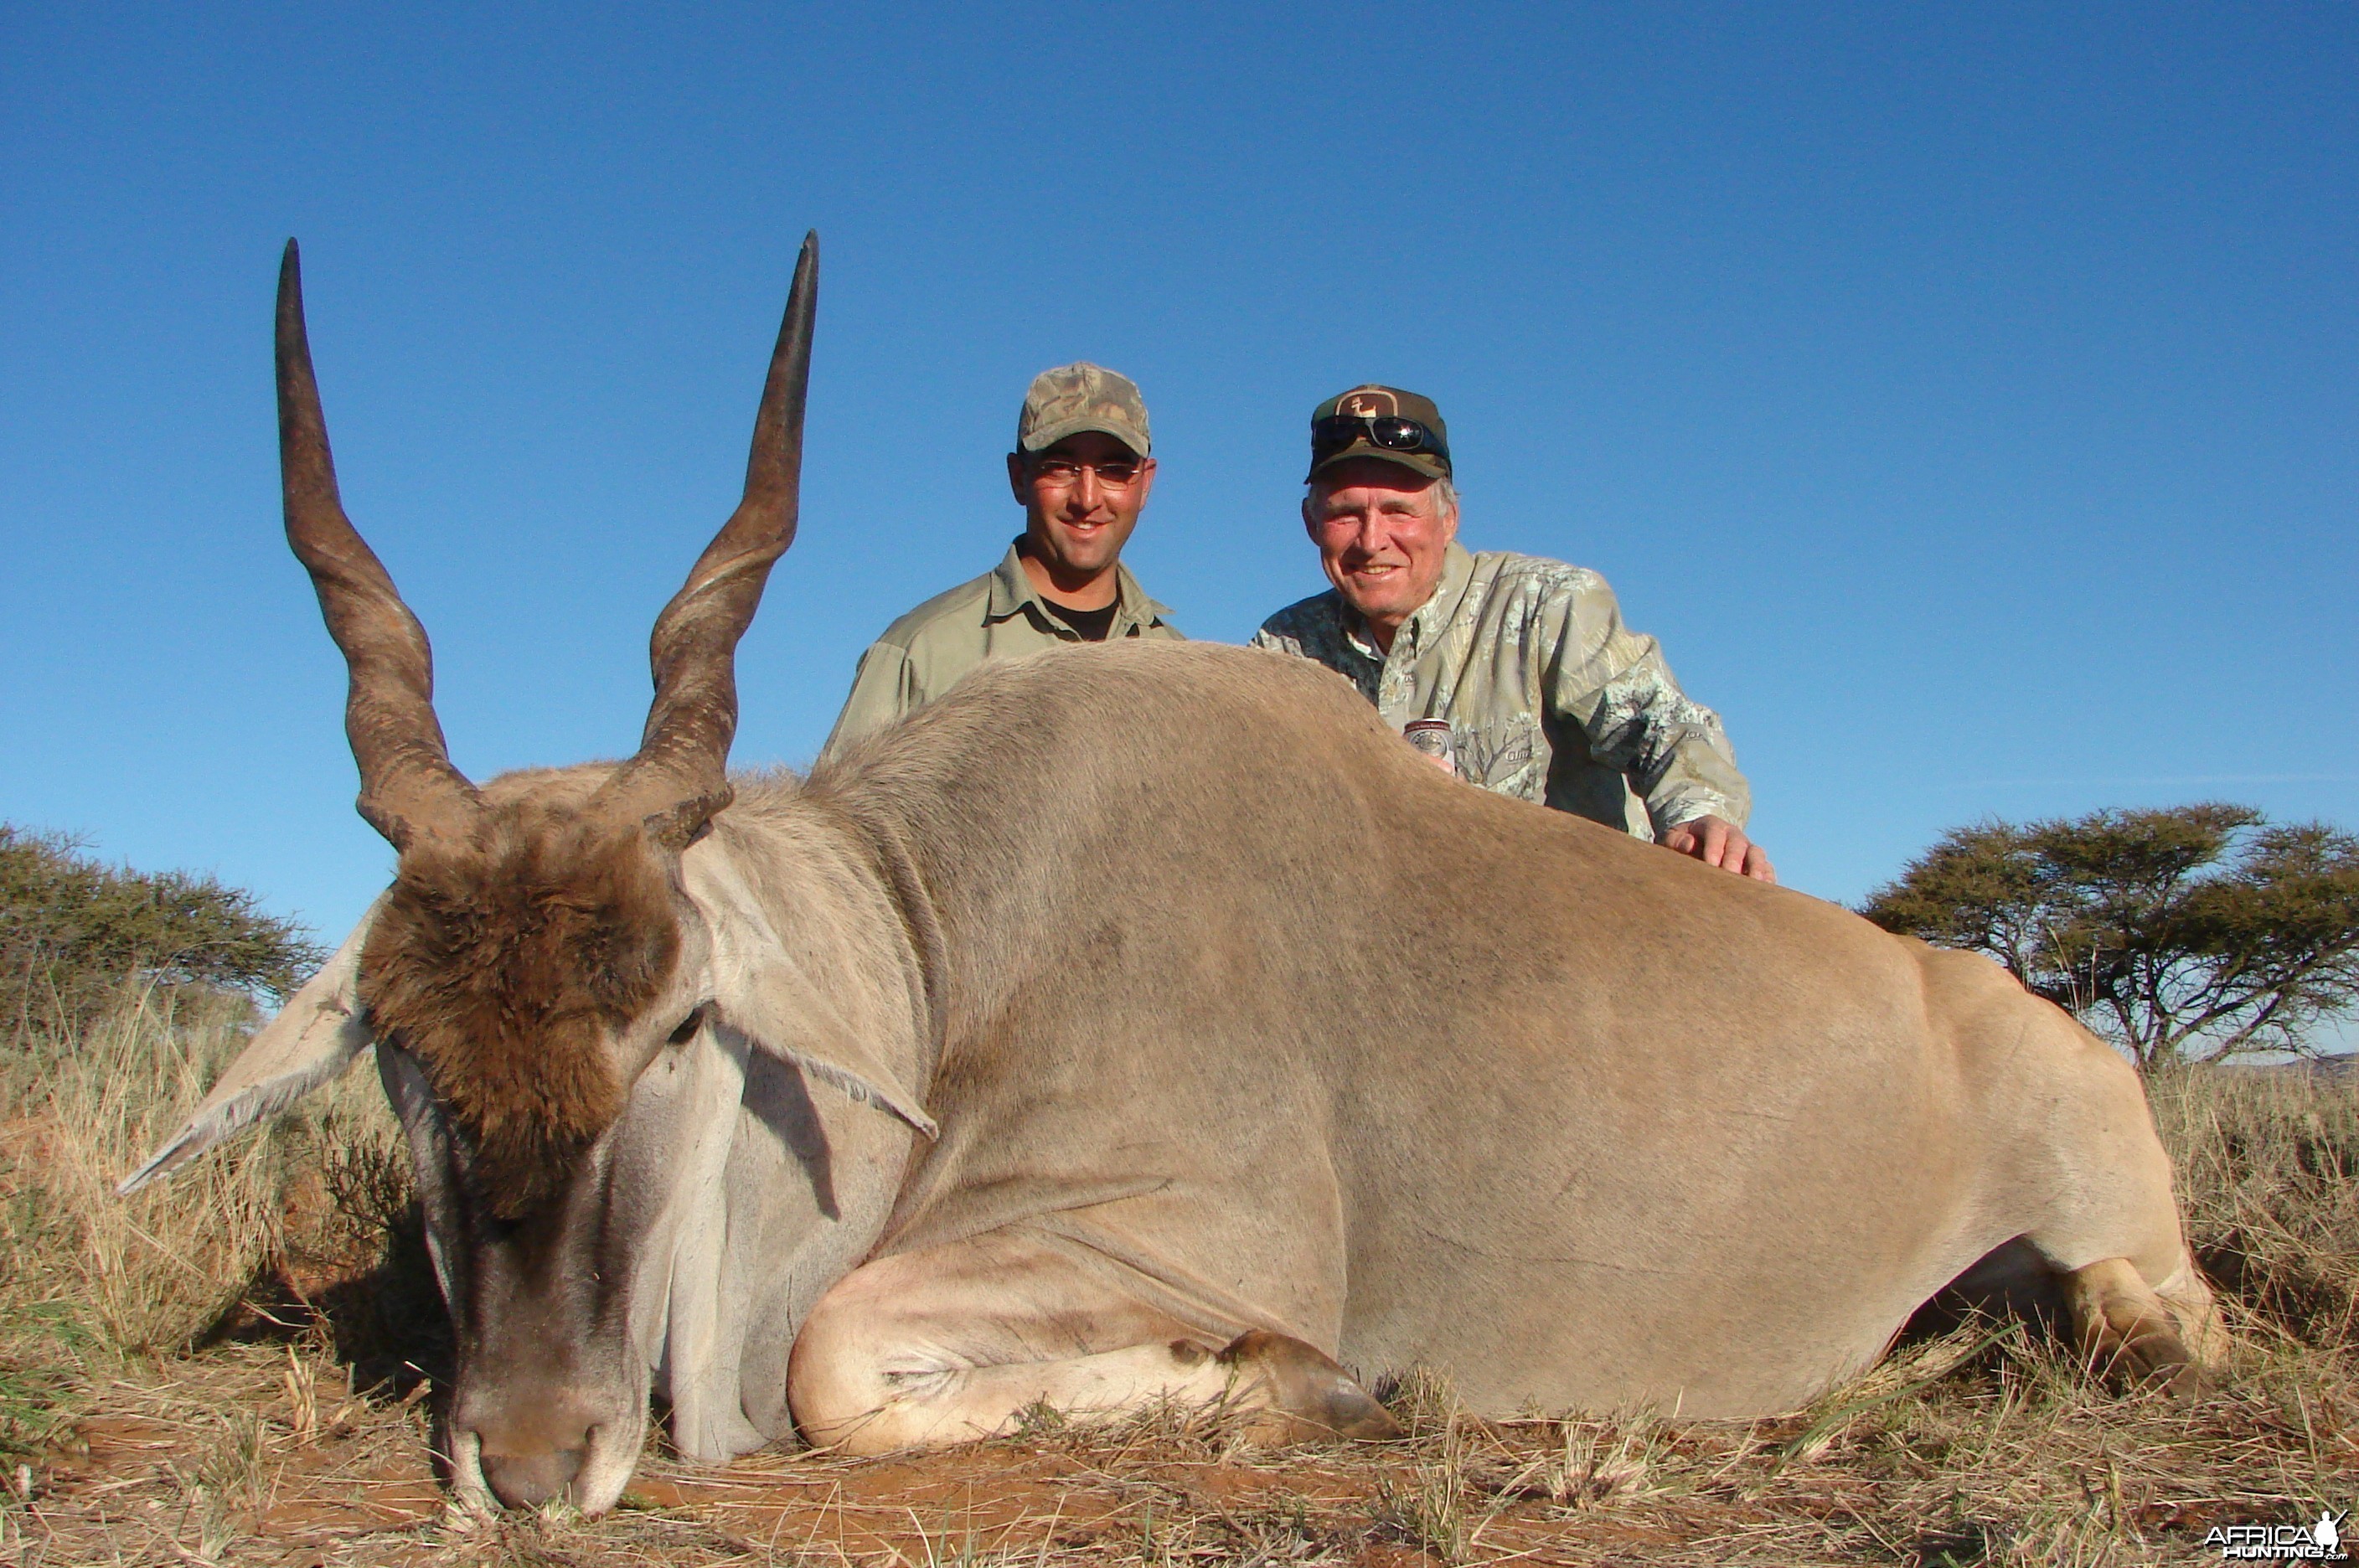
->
[[1, 993, 2351, 1565], [0, 984, 402, 1450]]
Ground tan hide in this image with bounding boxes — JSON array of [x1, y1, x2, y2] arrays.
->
[[793, 641, 2207, 1423]]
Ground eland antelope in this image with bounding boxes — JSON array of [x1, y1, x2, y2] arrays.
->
[[129, 235, 2222, 1514]]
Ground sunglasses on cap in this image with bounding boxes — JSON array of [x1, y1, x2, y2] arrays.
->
[[1310, 414, 1450, 465]]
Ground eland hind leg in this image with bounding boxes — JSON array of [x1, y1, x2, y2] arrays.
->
[[785, 1228, 1398, 1454], [1909, 946, 2224, 1390], [2018, 1064, 2225, 1393], [1938, 957, 2227, 1391]]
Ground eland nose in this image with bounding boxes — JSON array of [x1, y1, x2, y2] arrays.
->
[[479, 1437, 587, 1509], [467, 1406, 596, 1509]]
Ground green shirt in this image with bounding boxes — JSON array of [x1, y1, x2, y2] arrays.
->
[[821, 542, 1184, 759], [1250, 542, 1750, 838]]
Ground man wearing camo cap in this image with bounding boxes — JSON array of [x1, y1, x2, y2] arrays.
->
[[1251, 384, 1773, 881], [822, 362, 1184, 756]]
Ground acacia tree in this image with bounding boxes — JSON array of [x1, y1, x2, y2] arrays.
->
[[1861, 803, 2359, 1070], [0, 825, 325, 1035]]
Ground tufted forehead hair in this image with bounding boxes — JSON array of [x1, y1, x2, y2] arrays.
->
[[357, 768, 687, 1220]]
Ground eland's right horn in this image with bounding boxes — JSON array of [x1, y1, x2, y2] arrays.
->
[[277, 239, 479, 852]]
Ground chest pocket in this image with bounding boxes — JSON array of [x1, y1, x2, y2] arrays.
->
[[1453, 714, 1546, 801]]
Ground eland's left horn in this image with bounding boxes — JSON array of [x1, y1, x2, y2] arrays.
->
[[599, 230, 818, 839]]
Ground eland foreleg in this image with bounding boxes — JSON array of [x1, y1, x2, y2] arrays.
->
[[785, 1228, 1398, 1453]]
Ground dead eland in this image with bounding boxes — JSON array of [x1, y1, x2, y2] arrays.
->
[[127, 234, 2222, 1514]]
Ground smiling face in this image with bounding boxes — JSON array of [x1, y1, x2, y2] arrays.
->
[[1005, 431, 1156, 597], [1303, 457, 1459, 651]]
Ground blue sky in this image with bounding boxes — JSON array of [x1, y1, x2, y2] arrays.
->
[[3, 3, 2353, 958]]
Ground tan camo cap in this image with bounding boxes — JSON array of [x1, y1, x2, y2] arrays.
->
[[1017, 362, 1152, 456]]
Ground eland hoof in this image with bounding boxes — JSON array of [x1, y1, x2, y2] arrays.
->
[[1217, 1329, 1402, 1442]]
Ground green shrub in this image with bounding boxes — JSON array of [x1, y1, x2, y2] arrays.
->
[[0, 825, 325, 1037]]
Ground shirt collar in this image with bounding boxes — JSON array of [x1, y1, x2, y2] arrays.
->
[[987, 540, 1172, 632]]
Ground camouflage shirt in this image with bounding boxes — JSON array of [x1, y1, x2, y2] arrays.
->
[[821, 541, 1184, 759], [1250, 543, 1749, 837]]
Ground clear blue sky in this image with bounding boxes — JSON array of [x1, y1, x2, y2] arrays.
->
[[3, 3, 2353, 952]]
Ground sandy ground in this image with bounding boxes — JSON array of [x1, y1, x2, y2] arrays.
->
[[7, 1319, 2349, 1567]]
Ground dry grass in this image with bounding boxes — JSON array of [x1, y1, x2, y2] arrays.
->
[[2, 998, 2351, 1565], [0, 985, 421, 1457]]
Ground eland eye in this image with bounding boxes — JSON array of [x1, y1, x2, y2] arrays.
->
[[667, 1007, 706, 1045]]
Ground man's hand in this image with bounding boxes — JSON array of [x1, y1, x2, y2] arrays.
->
[[1660, 815, 1776, 884]]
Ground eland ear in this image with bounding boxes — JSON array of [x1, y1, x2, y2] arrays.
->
[[704, 1014, 937, 1142], [118, 900, 383, 1195], [692, 869, 937, 1141]]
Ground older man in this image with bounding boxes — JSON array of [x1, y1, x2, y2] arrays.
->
[[1251, 385, 1773, 880], [823, 363, 1183, 757]]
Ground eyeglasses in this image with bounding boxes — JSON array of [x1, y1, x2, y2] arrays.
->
[[1310, 414, 1450, 465], [1030, 456, 1144, 488]]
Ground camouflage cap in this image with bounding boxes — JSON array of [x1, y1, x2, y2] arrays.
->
[[1017, 362, 1152, 457], [1307, 384, 1451, 483]]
